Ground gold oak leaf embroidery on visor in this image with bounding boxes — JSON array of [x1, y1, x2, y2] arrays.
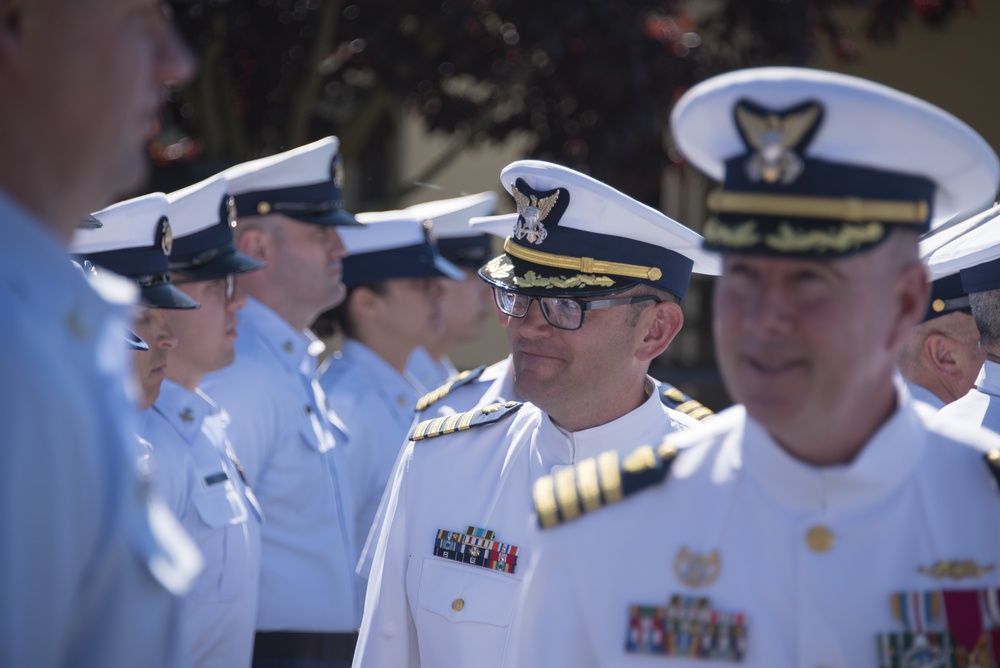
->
[[765, 221, 885, 253], [512, 270, 616, 290]]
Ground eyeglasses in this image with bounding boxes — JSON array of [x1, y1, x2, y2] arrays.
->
[[492, 287, 662, 331], [172, 274, 237, 301]]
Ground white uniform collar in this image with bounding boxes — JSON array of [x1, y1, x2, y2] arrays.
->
[[536, 377, 670, 465], [974, 359, 1000, 397], [239, 297, 324, 374], [739, 391, 924, 516], [151, 379, 223, 443], [902, 380, 947, 411]]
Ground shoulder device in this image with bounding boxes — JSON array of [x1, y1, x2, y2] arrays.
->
[[534, 440, 680, 529], [415, 365, 487, 413], [660, 383, 715, 421], [408, 400, 522, 442]]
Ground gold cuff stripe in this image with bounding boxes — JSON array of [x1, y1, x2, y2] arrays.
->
[[503, 237, 663, 282], [707, 190, 929, 224]]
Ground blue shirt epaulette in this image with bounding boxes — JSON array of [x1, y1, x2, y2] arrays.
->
[[534, 440, 680, 529], [660, 383, 715, 421], [414, 365, 488, 413], [408, 400, 522, 442], [985, 450, 1000, 491]]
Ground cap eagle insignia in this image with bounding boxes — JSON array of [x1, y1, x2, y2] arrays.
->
[[734, 101, 822, 185], [511, 184, 560, 245]]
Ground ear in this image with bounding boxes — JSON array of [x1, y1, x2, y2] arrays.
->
[[237, 227, 271, 263], [635, 300, 684, 363], [924, 331, 961, 378], [349, 286, 382, 320], [887, 260, 930, 352]]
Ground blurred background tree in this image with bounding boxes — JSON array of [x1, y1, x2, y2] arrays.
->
[[156, 0, 973, 206]]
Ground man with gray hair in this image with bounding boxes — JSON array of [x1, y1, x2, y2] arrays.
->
[[934, 204, 1000, 435]]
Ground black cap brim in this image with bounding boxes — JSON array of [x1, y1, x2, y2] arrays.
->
[[171, 250, 265, 281], [140, 283, 200, 309], [125, 329, 148, 351], [288, 207, 360, 227]]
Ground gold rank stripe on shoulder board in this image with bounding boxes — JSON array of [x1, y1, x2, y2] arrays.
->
[[534, 440, 680, 529], [659, 384, 715, 422], [408, 401, 522, 442], [414, 365, 488, 413]]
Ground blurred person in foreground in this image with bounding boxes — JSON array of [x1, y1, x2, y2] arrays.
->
[[0, 5, 197, 655], [508, 67, 1000, 667]]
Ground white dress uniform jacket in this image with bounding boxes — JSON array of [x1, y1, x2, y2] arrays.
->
[[938, 360, 1000, 441], [509, 395, 1000, 667], [0, 192, 199, 667], [321, 339, 425, 561], [139, 379, 263, 667], [353, 382, 700, 668], [201, 297, 361, 632]]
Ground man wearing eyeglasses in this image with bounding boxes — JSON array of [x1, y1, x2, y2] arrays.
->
[[352, 160, 718, 668], [137, 174, 266, 668]]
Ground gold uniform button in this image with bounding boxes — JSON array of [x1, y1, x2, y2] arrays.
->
[[806, 525, 835, 553], [451, 598, 465, 612]]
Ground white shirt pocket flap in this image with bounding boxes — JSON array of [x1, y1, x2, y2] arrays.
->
[[416, 557, 520, 626]]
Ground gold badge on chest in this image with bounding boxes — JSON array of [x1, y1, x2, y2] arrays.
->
[[674, 547, 721, 589]]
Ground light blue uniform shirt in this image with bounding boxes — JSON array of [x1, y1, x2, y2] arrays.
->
[[406, 346, 456, 391], [140, 379, 263, 667], [202, 297, 361, 631], [0, 191, 199, 667], [321, 339, 425, 562]]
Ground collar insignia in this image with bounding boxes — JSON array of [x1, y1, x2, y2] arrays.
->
[[734, 100, 822, 185], [179, 407, 195, 423], [511, 183, 560, 245]]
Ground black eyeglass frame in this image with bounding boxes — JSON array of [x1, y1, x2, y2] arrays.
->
[[171, 274, 237, 301], [492, 286, 662, 331]]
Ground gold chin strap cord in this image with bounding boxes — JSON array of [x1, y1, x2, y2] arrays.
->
[[707, 190, 929, 225], [503, 237, 663, 281]]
